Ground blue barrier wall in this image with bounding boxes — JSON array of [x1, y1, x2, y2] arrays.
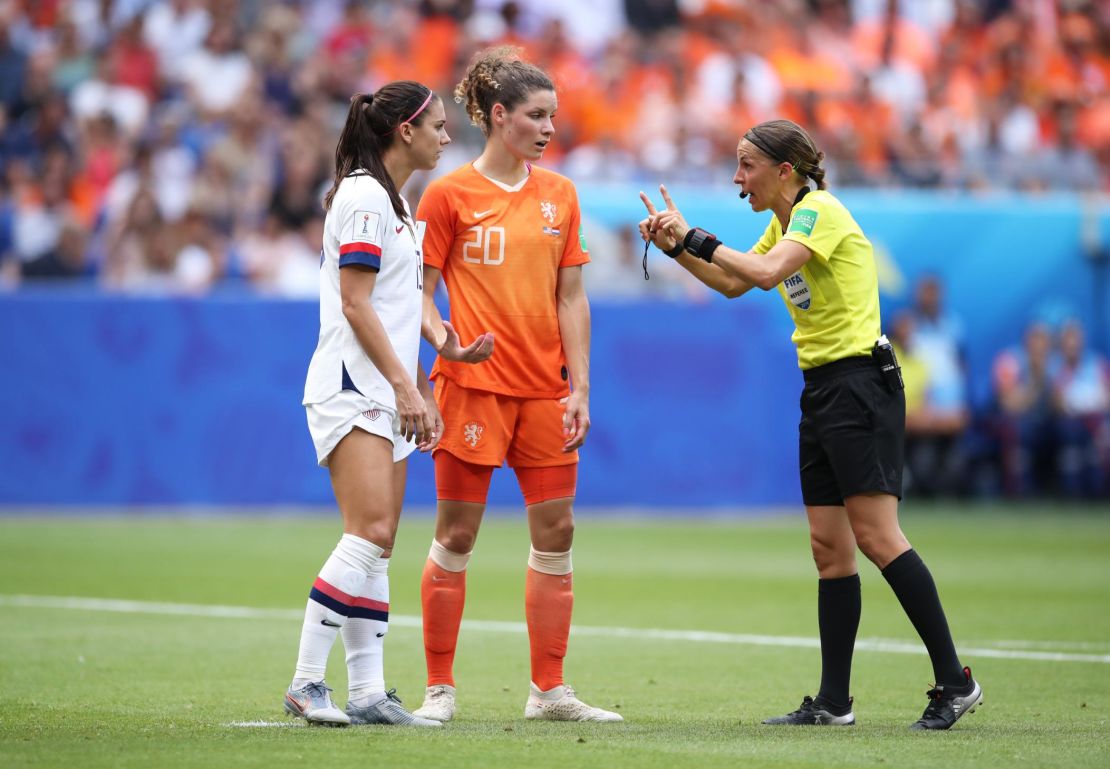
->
[[2, 189, 1108, 507], [0, 294, 801, 506]]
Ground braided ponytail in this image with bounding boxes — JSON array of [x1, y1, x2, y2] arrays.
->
[[455, 46, 554, 137]]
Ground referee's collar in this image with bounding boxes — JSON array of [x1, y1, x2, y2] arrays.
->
[[793, 186, 812, 207]]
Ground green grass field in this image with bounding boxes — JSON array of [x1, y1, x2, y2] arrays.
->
[[1, 505, 1108, 769]]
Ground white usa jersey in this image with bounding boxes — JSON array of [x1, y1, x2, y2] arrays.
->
[[303, 172, 425, 409]]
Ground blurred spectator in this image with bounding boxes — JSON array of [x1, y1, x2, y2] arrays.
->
[[1030, 101, 1103, 192], [911, 275, 968, 417], [992, 322, 1059, 497], [236, 213, 320, 298], [107, 15, 159, 102], [103, 191, 217, 295], [1053, 319, 1110, 498], [11, 148, 72, 266], [69, 50, 148, 138], [180, 20, 254, 119], [49, 16, 94, 94], [0, 17, 28, 113], [21, 216, 89, 279], [142, 0, 212, 85], [891, 314, 967, 499], [896, 276, 972, 497]]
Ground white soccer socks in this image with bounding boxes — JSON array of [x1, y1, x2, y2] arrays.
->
[[292, 534, 383, 684], [343, 556, 391, 707]]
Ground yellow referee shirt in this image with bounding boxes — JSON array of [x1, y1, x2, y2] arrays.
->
[[751, 190, 880, 370]]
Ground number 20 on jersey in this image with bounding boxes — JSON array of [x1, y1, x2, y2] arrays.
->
[[463, 225, 505, 265]]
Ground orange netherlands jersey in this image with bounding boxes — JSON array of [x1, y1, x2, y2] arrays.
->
[[416, 163, 590, 398]]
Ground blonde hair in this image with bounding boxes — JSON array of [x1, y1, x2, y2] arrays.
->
[[454, 46, 554, 137]]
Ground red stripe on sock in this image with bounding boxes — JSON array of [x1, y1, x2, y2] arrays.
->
[[312, 577, 355, 605], [352, 596, 389, 612]]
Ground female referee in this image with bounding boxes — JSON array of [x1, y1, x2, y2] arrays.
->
[[288, 81, 488, 727], [639, 119, 982, 731], [410, 47, 621, 723]]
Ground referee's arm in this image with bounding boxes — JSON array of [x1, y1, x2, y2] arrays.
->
[[673, 251, 757, 298], [710, 239, 813, 291]]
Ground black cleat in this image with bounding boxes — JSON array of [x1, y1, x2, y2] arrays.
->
[[762, 695, 855, 726], [910, 667, 983, 730]]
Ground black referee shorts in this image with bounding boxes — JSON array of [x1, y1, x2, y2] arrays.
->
[[798, 356, 904, 506]]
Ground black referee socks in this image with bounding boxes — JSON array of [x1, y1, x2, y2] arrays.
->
[[881, 549, 966, 689], [815, 573, 861, 713]]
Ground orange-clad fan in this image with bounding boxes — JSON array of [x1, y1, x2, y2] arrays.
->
[[411, 46, 621, 724]]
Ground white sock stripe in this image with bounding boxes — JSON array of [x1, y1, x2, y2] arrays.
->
[[528, 546, 572, 575], [429, 539, 471, 572]]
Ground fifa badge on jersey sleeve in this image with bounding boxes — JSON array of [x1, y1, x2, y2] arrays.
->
[[352, 211, 381, 243], [787, 209, 818, 237]]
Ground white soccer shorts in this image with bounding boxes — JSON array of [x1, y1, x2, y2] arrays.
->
[[306, 390, 416, 467]]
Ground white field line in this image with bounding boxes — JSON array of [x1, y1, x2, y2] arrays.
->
[[227, 721, 301, 728], [3, 594, 1108, 665]]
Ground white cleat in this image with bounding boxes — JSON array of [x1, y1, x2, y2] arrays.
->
[[284, 680, 350, 726], [524, 682, 624, 722], [412, 684, 456, 722]]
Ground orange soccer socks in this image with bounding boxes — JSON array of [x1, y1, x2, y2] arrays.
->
[[420, 541, 470, 687], [525, 548, 574, 692]]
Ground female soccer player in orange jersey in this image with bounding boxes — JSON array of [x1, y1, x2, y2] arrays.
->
[[412, 47, 620, 723]]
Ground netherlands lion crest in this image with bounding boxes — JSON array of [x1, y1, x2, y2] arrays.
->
[[463, 421, 484, 448], [540, 200, 557, 223]]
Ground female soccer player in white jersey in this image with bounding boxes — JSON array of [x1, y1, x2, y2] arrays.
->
[[286, 81, 489, 727]]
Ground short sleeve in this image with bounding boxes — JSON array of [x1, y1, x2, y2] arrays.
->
[[335, 182, 387, 271], [415, 181, 456, 271], [781, 196, 844, 264], [751, 218, 778, 255], [559, 184, 590, 268]]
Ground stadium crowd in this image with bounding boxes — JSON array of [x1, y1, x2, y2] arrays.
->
[[0, 0, 1107, 292], [0, 0, 1107, 498]]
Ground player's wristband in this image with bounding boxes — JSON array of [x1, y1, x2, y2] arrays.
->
[[662, 241, 683, 258], [683, 227, 721, 263]]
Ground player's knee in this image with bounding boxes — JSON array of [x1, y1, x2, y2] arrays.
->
[[853, 527, 908, 566], [533, 515, 574, 551], [810, 531, 850, 573], [438, 522, 479, 554], [349, 521, 395, 552]]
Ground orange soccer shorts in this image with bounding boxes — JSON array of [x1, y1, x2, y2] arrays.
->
[[433, 378, 578, 505]]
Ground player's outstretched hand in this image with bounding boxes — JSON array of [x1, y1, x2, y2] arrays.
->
[[438, 320, 494, 364]]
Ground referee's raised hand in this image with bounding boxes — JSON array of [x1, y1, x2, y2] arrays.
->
[[639, 184, 691, 251]]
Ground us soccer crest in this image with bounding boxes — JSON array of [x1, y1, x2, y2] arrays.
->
[[463, 421, 484, 448], [540, 200, 557, 223]]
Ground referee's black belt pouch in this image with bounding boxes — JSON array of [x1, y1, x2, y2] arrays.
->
[[871, 339, 905, 392]]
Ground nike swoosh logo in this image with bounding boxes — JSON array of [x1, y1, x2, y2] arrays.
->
[[473, 209, 493, 218], [395, 225, 404, 233], [320, 619, 341, 627], [375, 632, 385, 638], [430, 575, 446, 582]]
